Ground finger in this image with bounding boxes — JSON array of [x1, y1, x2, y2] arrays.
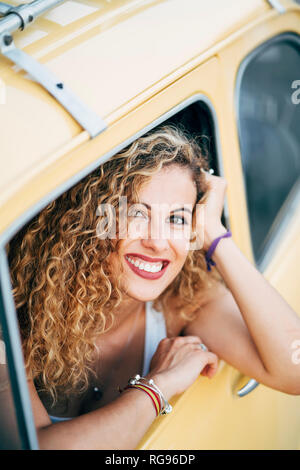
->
[[191, 350, 218, 366], [185, 348, 218, 377], [203, 351, 218, 364], [194, 343, 209, 352], [200, 170, 216, 188], [156, 336, 204, 354], [205, 360, 219, 378], [178, 335, 203, 343], [202, 352, 219, 376], [201, 168, 215, 176], [207, 365, 218, 378], [171, 342, 206, 361], [170, 336, 203, 349], [201, 170, 227, 191], [200, 363, 218, 378], [200, 364, 210, 377]]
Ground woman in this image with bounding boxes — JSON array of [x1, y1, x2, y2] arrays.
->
[[8, 126, 300, 450]]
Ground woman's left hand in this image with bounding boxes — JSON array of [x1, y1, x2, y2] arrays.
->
[[191, 171, 228, 252]]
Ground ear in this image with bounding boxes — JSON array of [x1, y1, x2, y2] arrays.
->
[[189, 230, 197, 242], [188, 204, 205, 251]]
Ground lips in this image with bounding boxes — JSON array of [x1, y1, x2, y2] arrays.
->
[[126, 253, 170, 263], [124, 253, 170, 280]]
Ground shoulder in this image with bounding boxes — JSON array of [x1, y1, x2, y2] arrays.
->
[[27, 380, 52, 429], [160, 280, 227, 337], [194, 280, 229, 309]]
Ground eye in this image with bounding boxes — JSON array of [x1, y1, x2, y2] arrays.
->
[[169, 215, 187, 225], [128, 208, 148, 219], [134, 210, 146, 218]]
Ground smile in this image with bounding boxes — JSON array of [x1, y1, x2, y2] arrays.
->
[[124, 254, 170, 280]]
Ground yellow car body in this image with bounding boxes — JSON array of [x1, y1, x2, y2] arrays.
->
[[0, 0, 300, 449]]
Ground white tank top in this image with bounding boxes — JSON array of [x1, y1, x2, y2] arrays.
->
[[142, 299, 167, 375], [49, 300, 167, 423]]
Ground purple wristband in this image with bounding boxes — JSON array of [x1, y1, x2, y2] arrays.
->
[[205, 230, 232, 271]]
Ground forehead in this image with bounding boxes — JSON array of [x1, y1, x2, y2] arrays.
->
[[137, 166, 197, 207]]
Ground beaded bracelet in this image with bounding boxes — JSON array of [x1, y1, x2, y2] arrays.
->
[[124, 383, 161, 416], [119, 374, 173, 416]]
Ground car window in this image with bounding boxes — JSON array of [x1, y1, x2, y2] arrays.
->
[[1, 96, 224, 450], [0, 254, 39, 450], [0, 328, 22, 449], [237, 34, 300, 265]]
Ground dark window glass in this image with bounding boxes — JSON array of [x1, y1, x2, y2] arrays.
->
[[238, 35, 300, 263], [0, 326, 22, 450]]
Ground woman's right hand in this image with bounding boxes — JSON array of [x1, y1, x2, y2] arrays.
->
[[147, 336, 219, 400]]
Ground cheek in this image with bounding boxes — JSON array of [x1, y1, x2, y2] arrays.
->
[[172, 224, 194, 252], [171, 239, 190, 265], [127, 219, 148, 239]]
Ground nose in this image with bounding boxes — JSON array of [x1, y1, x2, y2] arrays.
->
[[141, 213, 170, 253], [141, 236, 169, 253]]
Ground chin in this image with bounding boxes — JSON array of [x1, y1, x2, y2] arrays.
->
[[125, 285, 165, 302], [122, 267, 182, 302]]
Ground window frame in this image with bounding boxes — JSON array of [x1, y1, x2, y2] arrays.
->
[[0, 250, 39, 450], [235, 31, 300, 271], [0, 93, 226, 449]]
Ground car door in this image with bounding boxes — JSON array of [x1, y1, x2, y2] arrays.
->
[[133, 57, 286, 451], [1, 54, 268, 451], [137, 21, 300, 452], [1, 3, 300, 451], [236, 31, 300, 449]]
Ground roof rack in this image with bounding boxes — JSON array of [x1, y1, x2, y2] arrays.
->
[[0, 0, 106, 138], [0, 3, 11, 16], [266, 0, 286, 14]]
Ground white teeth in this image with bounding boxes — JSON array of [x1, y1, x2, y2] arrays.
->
[[126, 256, 163, 273]]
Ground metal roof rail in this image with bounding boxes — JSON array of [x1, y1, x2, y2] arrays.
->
[[0, 3, 11, 16], [266, 0, 286, 13], [0, 0, 107, 138]]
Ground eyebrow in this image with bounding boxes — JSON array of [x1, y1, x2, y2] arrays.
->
[[139, 201, 193, 215]]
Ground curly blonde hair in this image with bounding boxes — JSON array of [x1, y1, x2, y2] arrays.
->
[[8, 125, 223, 403]]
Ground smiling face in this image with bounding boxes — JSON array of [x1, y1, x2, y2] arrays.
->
[[109, 165, 198, 301]]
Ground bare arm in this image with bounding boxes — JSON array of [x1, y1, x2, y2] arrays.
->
[[184, 281, 300, 394], [28, 336, 219, 450], [29, 378, 158, 450], [192, 171, 300, 395], [203, 235, 300, 394]]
